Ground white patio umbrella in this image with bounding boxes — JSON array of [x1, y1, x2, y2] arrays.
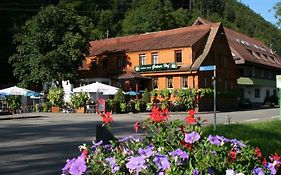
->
[[0, 86, 41, 96], [73, 82, 119, 95]]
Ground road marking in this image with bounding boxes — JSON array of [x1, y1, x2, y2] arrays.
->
[[271, 116, 279, 119], [245, 118, 259, 122]]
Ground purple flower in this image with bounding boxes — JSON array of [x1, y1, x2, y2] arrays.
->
[[156, 171, 165, 175], [184, 131, 201, 144], [69, 156, 87, 175], [229, 139, 246, 148], [126, 156, 147, 174], [169, 148, 189, 164], [153, 155, 170, 171], [265, 162, 277, 175], [192, 169, 200, 175], [119, 136, 134, 142], [138, 145, 154, 158], [253, 167, 265, 175], [62, 157, 76, 174], [106, 157, 120, 173], [207, 167, 215, 174], [103, 144, 113, 150], [211, 151, 217, 156], [208, 135, 222, 145], [91, 140, 103, 149]]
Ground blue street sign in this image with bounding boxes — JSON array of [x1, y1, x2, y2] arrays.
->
[[199, 65, 216, 71]]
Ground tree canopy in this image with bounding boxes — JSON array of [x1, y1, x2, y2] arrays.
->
[[9, 3, 94, 87], [274, 1, 281, 26]]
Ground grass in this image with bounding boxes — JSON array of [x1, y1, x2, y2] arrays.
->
[[203, 120, 281, 157]]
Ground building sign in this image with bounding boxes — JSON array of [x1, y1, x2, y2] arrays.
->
[[199, 65, 216, 71], [135, 63, 178, 72], [96, 98, 106, 113]]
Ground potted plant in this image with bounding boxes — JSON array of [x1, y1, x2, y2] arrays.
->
[[134, 99, 141, 112], [47, 87, 64, 112], [70, 92, 90, 113], [142, 89, 151, 112], [150, 89, 158, 98], [6, 95, 21, 114], [113, 89, 125, 113], [120, 102, 127, 113]]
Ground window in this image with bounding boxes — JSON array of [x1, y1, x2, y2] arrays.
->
[[273, 89, 277, 96], [152, 53, 158, 64], [139, 54, 146, 65], [166, 77, 173, 88], [152, 78, 158, 89], [239, 68, 244, 76], [182, 76, 188, 88], [117, 57, 123, 68], [102, 58, 108, 68], [175, 50, 182, 62], [240, 88, 244, 97], [254, 88, 260, 98], [266, 89, 270, 97], [91, 58, 97, 69], [204, 77, 207, 87]]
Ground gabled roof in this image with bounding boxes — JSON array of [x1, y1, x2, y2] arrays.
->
[[192, 17, 281, 69], [89, 24, 213, 56]]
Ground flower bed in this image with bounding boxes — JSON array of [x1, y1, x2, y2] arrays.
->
[[62, 107, 280, 175]]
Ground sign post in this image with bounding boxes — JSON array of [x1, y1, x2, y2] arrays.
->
[[276, 75, 281, 120], [199, 65, 216, 130]]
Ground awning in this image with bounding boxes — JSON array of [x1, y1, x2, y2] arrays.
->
[[118, 72, 150, 80]]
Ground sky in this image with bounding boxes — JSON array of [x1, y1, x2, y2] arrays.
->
[[239, 0, 279, 26]]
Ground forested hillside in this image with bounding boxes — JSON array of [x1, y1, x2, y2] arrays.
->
[[1, 0, 281, 83]]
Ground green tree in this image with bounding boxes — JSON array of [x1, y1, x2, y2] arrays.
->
[[122, 0, 175, 34], [274, 1, 281, 26], [9, 3, 94, 87]]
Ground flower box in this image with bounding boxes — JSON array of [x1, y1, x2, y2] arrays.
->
[[76, 107, 85, 113], [51, 106, 60, 113]]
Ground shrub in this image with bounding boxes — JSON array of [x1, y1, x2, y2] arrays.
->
[[113, 89, 125, 113], [142, 89, 150, 104], [150, 89, 158, 98], [106, 99, 114, 111], [70, 92, 90, 108], [42, 102, 51, 112], [146, 102, 152, 111], [120, 102, 127, 112], [134, 100, 141, 112], [47, 87, 64, 106], [6, 95, 21, 112]]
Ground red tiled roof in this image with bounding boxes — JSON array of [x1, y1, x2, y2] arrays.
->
[[89, 25, 213, 56], [225, 28, 281, 68], [192, 17, 281, 69]]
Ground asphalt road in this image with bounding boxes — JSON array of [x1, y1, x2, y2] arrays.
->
[[0, 108, 279, 175]]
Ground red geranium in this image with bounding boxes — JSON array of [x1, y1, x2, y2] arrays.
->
[[180, 140, 192, 150], [134, 122, 140, 133], [228, 148, 237, 161], [271, 153, 281, 162], [149, 106, 168, 123], [100, 112, 113, 126], [255, 147, 262, 158], [185, 109, 196, 124]]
